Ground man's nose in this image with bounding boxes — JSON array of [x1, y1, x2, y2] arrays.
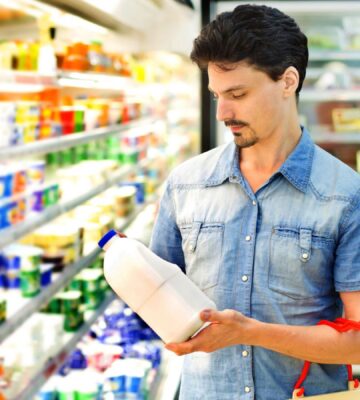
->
[[216, 98, 235, 121]]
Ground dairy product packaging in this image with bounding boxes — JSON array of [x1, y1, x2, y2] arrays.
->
[[98, 230, 216, 343]]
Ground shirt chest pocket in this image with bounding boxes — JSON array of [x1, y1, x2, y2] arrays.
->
[[269, 226, 335, 300], [180, 221, 224, 291]]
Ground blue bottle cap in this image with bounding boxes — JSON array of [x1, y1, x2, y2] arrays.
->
[[98, 230, 117, 249]]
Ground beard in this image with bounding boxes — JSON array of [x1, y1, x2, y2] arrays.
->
[[225, 120, 259, 148]]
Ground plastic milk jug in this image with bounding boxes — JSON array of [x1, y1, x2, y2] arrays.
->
[[98, 230, 216, 343]]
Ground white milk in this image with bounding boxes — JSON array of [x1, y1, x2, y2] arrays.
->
[[98, 230, 216, 343]]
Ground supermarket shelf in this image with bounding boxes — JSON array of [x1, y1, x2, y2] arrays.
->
[[301, 89, 360, 102], [306, 68, 360, 81], [14, 291, 117, 400], [58, 71, 136, 90], [311, 132, 360, 144], [14, 301, 183, 400], [309, 50, 360, 62], [0, 71, 58, 92], [0, 162, 141, 249], [0, 196, 159, 343], [0, 70, 138, 92], [8, 194, 162, 399], [0, 117, 156, 160], [0, 248, 99, 344]]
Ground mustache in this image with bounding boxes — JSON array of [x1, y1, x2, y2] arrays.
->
[[225, 120, 248, 127]]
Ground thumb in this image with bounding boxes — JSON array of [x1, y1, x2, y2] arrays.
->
[[200, 309, 224, 323]]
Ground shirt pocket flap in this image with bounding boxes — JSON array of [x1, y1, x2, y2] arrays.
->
[[180, 221, 224, 291]]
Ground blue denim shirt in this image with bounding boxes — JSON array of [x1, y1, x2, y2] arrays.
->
[[150, 128, 360, 400]]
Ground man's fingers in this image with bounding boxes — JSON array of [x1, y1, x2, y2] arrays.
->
[[200, 309, 216, 322], [165, 340, 195, 356], [200, 308, 233, 323]]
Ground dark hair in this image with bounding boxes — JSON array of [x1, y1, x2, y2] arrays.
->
[[190, 4, 308, 98]]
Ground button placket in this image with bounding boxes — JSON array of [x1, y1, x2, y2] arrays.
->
[[240, 200, 256, 398], [299, 228, 312, 262]]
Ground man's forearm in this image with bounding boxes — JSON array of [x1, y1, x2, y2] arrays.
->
[[250, 320, 360, 364], [165, 309, 360, 363]]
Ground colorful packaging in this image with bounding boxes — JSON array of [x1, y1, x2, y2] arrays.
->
[[0, 200, 17, 229], [43, 183, 59, 207], [0, 298, 7, 324], [40, 263, 53, 287], [3, 244, 43, 293], [58, 291, 82, 313], [20, 266, 41, 297], [64, 310, 84, 332], [332, 108, 360, 132], [118, 181, 145, 204], [0, 169, 13, 199], [26, 161, 46, 187]]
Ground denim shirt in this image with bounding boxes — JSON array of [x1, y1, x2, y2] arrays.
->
[[150, 128, 360, 400]]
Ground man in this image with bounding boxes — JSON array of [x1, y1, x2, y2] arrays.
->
[[150, 4, 360, 399]]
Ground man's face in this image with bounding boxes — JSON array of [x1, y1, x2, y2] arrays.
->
[[208, 62, 286, 148]]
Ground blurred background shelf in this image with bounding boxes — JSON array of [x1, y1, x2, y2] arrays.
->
[[0, 163, 136, 248], [14, 291, 117, 400], [309, 50, 360, 61], [0, 117, 156, 159], [301, 89, 360, 102], [311, 132, 360, 144]]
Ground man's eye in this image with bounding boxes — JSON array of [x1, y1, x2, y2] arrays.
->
[[212, 95, 218, 101], [232, 93, 245, 99]]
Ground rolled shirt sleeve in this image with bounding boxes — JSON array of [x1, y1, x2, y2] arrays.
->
[[334, 190, 360, 292]]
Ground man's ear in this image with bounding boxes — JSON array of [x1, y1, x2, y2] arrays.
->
[[282, 66, 299, 98]]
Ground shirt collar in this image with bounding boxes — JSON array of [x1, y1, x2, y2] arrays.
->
[[205, 126, 314, 193], [278, 126, 314, 193]]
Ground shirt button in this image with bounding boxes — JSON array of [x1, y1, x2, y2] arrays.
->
[[242, 275, 248, 282], [252, 200, 256, 206], [302, 252, 309, 259], [245, 235, 251, 241], [242, 350, 249, 357], [245, 386, 251, 393]]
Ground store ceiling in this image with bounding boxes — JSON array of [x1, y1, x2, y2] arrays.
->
[[0, 0, 199, 54], [0, 0, 196, 33], [37, 0, 126, 32], [36, 0, 196, 33]]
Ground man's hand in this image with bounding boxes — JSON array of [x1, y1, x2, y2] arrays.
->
[[165, 309, 257, 356], [165, 303, 360, 364]]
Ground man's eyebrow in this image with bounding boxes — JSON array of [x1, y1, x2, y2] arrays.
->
[[208, 85, 247, 94]]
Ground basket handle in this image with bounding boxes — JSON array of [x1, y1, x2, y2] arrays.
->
[[292, 318, 360, 398]]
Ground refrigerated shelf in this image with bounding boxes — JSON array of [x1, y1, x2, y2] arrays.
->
[[13, 291, 117, 400], [301, 89, 360, 102], [309, 50, 360, 62], [0, 193, 159, 343], [0, 117, 157, 160], [57, 71, 136, 91], [0, 163, 141, 248], [0, 70, 138, 92], [311, 132, 360, 144]]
